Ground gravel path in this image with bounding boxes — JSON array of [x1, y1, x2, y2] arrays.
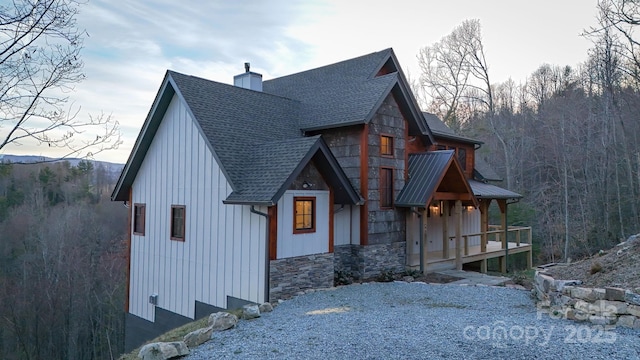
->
[[187, 282, 640, 360]]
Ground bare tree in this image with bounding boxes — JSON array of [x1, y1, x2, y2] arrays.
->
[[0, 0, 120, 159]]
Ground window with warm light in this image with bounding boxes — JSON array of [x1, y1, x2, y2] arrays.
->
[[294, 197, 315, 233], [380, 135, 393, 156]]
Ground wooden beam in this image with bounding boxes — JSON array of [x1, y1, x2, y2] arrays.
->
[[434, 192, 473, 201], [268, 205, 278, 260], [498, 199, 507, 250], [499, 256, 506, 273], [125, 187, 132, 312], [455, 200, 462, 270], [480, 199, 489, 253], [422, 209, 429, 275], [442, 201, 449, 259], [480, 259, 487, 273], [359, 124, 369, 246]]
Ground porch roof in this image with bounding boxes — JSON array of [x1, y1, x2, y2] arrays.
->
[[468, 179, 522, 199], [396, 150, 477, 208]]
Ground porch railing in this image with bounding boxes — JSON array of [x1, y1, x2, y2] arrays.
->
[[448, 225, 532, 256]]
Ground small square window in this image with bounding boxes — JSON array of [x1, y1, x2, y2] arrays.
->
[[133, 203, 145, 236], [294, 197, 315, 233], [381, 135, 393, 156], [171, 205, 185, 241]]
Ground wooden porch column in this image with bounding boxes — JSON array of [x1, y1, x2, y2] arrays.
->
[[480, 199, 490, 253], [442, 201, 449, 259], [527, 228, 533, 269], [455, 200, 462, 270], [498, 199, 507, 250], [422, 209, 429, 274]]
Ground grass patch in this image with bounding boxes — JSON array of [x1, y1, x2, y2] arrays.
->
[[118, 309, 244, 360]]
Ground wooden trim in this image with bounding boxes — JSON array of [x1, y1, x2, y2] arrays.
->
[[268, 205, 277, 260], [170, 205, 186, 241], [433, 191, 473, 201], [293, 196, 316, 234], [133, 203, 146, 236], [379, 133, 394, 157], [125, 188, 132, 312], [360, 124, 369, 245], [404, 119, 409, 181], [329, 188, 334, 253], [379, 166, 394, 209]]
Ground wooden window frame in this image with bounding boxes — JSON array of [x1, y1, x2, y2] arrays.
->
[[380, 134, 394, 157], [380, 167, 394, 209], [170, 205, 186, 241], [133, 203, 146, 236], [293, 196, 316, 234]]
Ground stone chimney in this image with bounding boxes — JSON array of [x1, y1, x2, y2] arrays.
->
[[233, 62, 262, 91]]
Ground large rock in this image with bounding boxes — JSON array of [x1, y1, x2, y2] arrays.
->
[[617, 315, 637, 328], [555, 280, 582, 292], [627, 304, 640, 317], [605, 287, 626, 302], [208, 312, 238, 331], [242, 304, 261, 320], [570, 287, 596, 301], [593, 300, 628, 315], [588, 315, 617, 326], [138, 342, 189, 360], [183, 326, 213, 348], [624, 291, 640, 306], [574, 300, 595, 314], [259, 302, 273, 313]]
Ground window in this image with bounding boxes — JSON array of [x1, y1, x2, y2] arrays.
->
[[380, 167, 394, 208], [457, 148, 467, 171], [133, 203, 146, 235], [294, 197, 316, 233], [380, 135, 393, 156], [171, 205, 185, 241]]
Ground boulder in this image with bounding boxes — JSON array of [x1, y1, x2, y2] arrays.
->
[[259, 302, 273, 313], [624, 291, 640, 306], [592, 288, 606, 300], [588, 315, 617, 326], [574, 300, 594, 314], [565, 308, 588, 322], [555, 280, 582, 292], [242, 304, 261, 320], [138, 342, 189, 360], [570, 287, 596, 301], [208, 312, 238, 331], [402, 276, 414, 283], [605, 287, 626, 302], [617, 315, 637, 328], [627, 304, 640, 317], [593, 300, 627, 315], [635, 318, 640, 329], [183, 326, 213, 348]]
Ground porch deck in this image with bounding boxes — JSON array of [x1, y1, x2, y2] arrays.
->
[[425, 240, 532, 272]]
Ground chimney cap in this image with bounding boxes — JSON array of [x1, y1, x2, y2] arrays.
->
[[244, 62, 250, 73]]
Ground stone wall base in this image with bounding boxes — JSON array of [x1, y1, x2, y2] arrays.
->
[[335, 242, 406, 280], [269, 253, 334, 302]]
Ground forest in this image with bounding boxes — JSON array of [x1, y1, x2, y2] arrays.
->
[[0, 161, 127, 359], [412, 0, 640, 264]]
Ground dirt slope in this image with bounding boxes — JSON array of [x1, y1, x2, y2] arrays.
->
[[545, 234, 640, 290]]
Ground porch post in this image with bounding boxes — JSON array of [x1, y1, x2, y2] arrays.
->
[[422, 209, 429, 274], [442, 201, 449, 259], [480, 199, 490, 253], [498, 200, 507, 250], [455, 200, 462, 270]]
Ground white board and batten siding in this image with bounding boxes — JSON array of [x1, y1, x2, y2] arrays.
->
[[406, 208, 481, 266], [130, 94, 267, 323], [276, 190, 330, 259], [333, 205, 360, 246]]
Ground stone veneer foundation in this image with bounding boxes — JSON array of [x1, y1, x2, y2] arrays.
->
[[334, 242, 406, 280], [269, 253, 334, 302]]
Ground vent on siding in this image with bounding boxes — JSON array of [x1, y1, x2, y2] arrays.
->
[[149, 293, 158, 305]]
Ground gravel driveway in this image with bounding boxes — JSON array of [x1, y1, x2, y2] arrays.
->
[[187, 282, 640, 359]]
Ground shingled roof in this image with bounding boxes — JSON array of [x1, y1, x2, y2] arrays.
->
[[423, 112, 482, 145]]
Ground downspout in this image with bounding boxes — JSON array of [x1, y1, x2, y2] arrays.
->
[[411, 208, 424, 273], [250, 206, 270, 303], [504, 198, 521, 273]]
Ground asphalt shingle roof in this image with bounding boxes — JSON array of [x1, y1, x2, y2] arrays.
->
[[423, 112, 482, 144]]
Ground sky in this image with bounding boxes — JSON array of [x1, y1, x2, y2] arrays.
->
[[4, 0, 600, 163]]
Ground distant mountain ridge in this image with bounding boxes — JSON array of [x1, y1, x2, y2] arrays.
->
[[0, 154, 125, 183]]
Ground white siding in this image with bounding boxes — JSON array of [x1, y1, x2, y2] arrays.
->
[[129, 95, 267, 322], [406, 208, 481, 264], [334, 205, 361, 246], [277, 190, 329, 258]]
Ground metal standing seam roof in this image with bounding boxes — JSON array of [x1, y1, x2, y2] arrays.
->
[[395, 151, 456, 207], [468, 179, 522, 199]]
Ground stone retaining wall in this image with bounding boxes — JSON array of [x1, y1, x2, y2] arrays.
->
[[269, 253, 334, 302], [533, 271, 640, 328]]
